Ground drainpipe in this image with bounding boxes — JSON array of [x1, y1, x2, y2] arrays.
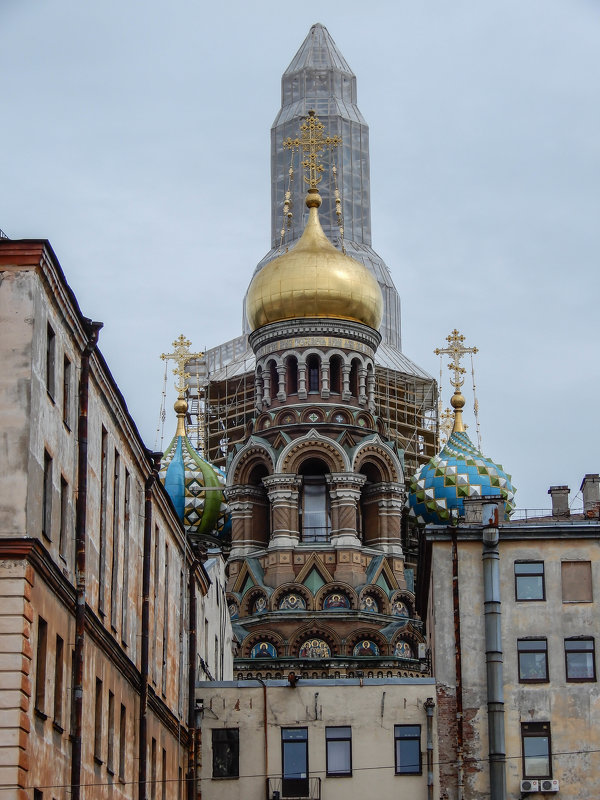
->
[[482, 502, 507, 800], [71, 319, 102, 800], [188, 562, 198, 800], [451, 528, 464, 800], [139, 451, 162, 800], [254, 677, 269, 787], [424, 697, 435, 800]]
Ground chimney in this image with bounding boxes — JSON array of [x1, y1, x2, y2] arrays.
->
[[580, 474, 600, 516], [548, 486, 570, 518]]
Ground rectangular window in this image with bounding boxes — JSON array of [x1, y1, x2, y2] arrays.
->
[[282, 728, 308, 796], [522, 722, 552, 779], [94, 678, 103, 763], [152, 525, 160, 685], [119, 704, 126, 781], [162, 544, 169, 695], [121, 471, 131, 645], [35, 616, 48, 715], [151, 737, 157, 800], [162, 748, 167, 800], [562, 561, 593, 602], [99, 427, 108, 616], [107, 690, 115, 773], [42, 450, 53, 540], [394, 725, 422, 775], [70, 649, 76, 736], [515, 561, 545, 601], [62, 355, 71, 428], [212, 728, 240, 778], [518, 639, 549, 682], [59, 476, 68, 558], [53, 634, 64, 728], [110, 450, 121, 630], [326, 726, 352, 776], [46, 323, 56, 399], [565, 638, 596, 681]]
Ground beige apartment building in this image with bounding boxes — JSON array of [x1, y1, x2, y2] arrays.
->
[[418, 488, 600, 799], [0, 240, 232, 800], [197, 678, 437, 800]]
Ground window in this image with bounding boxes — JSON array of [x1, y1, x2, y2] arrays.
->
[[94, 678, 103, 763], [46, 323, 56, 399], [394, 725, 421, 775], [35, 617, 48, 716], [59, 476, 68, 558], [565, 638, 596, 681], [42, 450, 53, 540], [62, 355, 71, 428], [282, 728, 308, 796], [119, 704, 126, 781], [514, 561, 545, 601], [212, 728, 239, 778], [326, 726, 352, 776], [53, 635, 64, 728], [522, 722, 551, 779], [99, 427, 108, 616], [121, 471, 132, 644], [286, 355, 298, 395], [307, 354, 320, 392], [162, 748, 167, 800], [110, 451, 121, 630], [562, 561, 593, 602], [162, 544, 169, 694], [151, 737, 157, 800], [329, 355, 342, 394], [107, 691, 115, 773], [518, 639, 548, 682]]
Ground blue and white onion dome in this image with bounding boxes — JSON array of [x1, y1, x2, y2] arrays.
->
[[408, 390, 516, 525], [159, 397, 231, 541]]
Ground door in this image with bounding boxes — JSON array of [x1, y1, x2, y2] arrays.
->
[[282, 728, 309, 797]]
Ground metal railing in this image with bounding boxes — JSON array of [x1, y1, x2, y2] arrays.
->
[[266, 777, 321, 800], [510, 507, 584, 521]]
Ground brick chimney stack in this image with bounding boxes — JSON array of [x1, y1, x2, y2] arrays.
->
[[548, 486, 570, 518], [580, 474, 600, 517]]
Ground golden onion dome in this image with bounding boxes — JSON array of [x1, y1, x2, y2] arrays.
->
[[246, 190, 383, 332]]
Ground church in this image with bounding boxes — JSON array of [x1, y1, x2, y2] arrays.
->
[[1, 20, 599, 800]]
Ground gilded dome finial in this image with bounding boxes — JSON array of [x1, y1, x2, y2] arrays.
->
[[434, 329, 478, 437]]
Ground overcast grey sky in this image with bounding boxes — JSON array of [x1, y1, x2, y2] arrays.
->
[[2, 1, 599, 510]]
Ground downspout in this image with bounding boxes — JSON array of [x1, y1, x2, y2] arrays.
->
[[71, 319, 102, 800], [482, 502, 507, 800], [254, 678, 269, 786], [139, 451, 162, 800], [424, 697, 435, 800], [452, 528, 464, 800], [188, 562, 198, 800]]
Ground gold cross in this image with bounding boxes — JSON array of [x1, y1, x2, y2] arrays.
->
[[434, 329, 478, 391], [283, 111, 342, 188], [160, 335, 204, 397]]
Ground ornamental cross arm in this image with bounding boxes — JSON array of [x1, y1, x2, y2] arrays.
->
[[434, 328, 478, 390], [160, 334, 204, 396], [283, 110, 342, 189]]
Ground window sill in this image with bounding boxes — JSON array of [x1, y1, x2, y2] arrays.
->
[[47, 391, 56, 405], [326, 773, 352, 778], [211, 776, 240, 781], [52, 721, 64, 734], [63, 420, 72, 433], [94, 756, 104, 766], [107, 767, 114, 777], [34, 708, 48, 721]]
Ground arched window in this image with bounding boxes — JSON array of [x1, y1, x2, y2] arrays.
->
[[286, 355, 298, 395], [269, 360, 279, 400], [329, 355, 342, 394], [306, 354, 320, 393], [349, 358, 360, 398], [248, 463, 270, 546], [299, 458, 330, 543], [360, 462, 384, 545]]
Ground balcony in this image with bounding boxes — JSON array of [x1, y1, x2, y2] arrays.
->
[[266, 777, 321, 800]]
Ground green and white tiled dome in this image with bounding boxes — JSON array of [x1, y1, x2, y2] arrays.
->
[[407, 429, 516, 525]]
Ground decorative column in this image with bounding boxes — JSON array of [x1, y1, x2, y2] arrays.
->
[[362, 482, 405, 556], [262, 369, 271, 408], [327, 473, 366, 587], [277, 365, 287, 402], [226, 485, 270, 559], [358, 367, 367, 405], [321, 362, 330, 398], [262, 474, 301, 586], [341, 365, 351, 401], [298, 360, 307, 400], [367, 368, 376, 412], [255, 373, 263, 411]]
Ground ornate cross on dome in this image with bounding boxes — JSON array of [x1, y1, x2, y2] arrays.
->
[[434, 329, 478, 391], [283, 111, 342, 188], [160, 335, 204, 397]]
